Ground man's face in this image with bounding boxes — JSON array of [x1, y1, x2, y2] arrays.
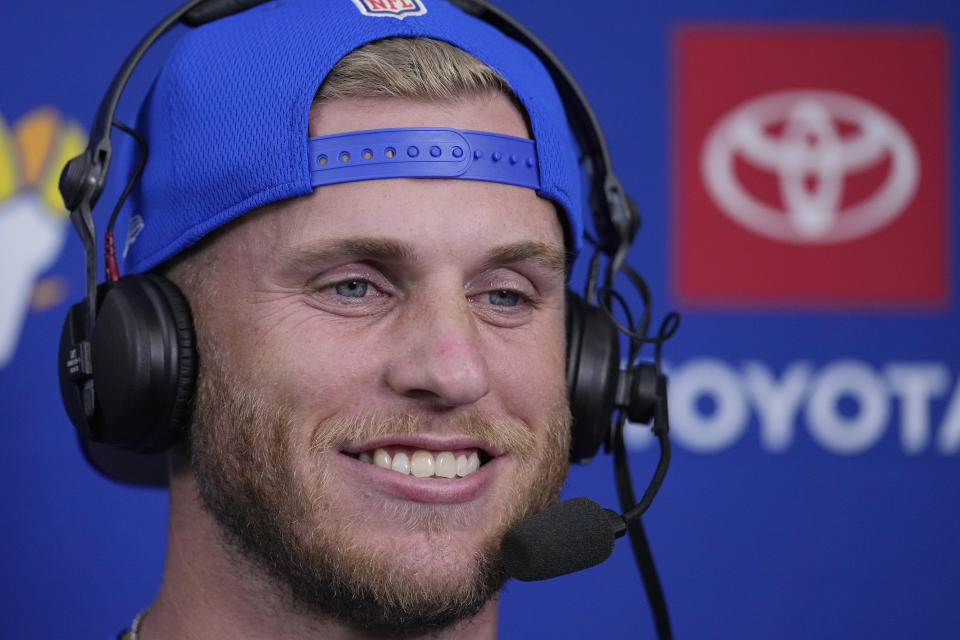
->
[[185, 93, 571, 635]]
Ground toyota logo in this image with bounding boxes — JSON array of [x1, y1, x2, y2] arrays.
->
[[701, 90, 920, 244]]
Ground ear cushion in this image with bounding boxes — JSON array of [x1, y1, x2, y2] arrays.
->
[[144, 273, 197, 449], [89, 273, 196, 452], [566, 291, 620, 463]]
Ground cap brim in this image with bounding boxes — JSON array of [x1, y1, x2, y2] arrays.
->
[[80, 437, 169, 487]]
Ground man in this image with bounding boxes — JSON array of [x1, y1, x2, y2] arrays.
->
[[113, 1, 586, 638]]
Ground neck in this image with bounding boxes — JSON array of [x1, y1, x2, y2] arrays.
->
[[141, 471, 499, 640]]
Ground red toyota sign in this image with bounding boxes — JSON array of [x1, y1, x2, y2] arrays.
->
[[672, 28, 948, 308]]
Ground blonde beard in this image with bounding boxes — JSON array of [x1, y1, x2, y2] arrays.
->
[[189, 344, 571, 637]]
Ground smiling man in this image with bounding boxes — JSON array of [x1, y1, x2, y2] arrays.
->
[[89, 1, 586, 639], [151, 48, 572, 638]]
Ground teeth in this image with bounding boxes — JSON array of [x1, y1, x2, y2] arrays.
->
[[391, 451, 410, 475], [435, 452, 456, 478], [374, 448, 391, 470], [456, 454, 470, 477], [362, 448, 483, 478], [467, 451, 480, 474], [410, 450, 434, 477]]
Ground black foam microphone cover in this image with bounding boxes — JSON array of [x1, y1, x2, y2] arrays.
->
[[502, 497, 625, 581]]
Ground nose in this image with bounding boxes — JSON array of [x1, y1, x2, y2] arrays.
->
[[384, 293, 491, 408]]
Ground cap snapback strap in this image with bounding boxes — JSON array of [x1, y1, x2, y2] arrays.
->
[[308, 127, 540, 189]]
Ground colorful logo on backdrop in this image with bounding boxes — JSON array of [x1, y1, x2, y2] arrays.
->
[[673, 28, 948, 308], [350, 0, 427, 19], [0, 108, 84, 368]]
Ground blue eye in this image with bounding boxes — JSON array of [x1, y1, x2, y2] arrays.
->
[[489, 289, 521, 307], [334, 280, 368, 298]]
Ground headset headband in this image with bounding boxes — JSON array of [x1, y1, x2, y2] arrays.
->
[[56, 4, 675, 633]]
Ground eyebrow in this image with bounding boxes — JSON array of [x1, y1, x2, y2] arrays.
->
[[480, 241, 568, 278], [282, 237, 567, 277], [282, 237, 417, 271]]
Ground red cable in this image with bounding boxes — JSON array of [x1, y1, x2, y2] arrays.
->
[[104, 231, 120, 282]]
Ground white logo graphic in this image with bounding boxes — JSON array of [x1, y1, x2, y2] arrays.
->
[[701, 90, 919, 244], [350, 0, 427, 19], [123, 214, 144, 259], [625, 358, 960, 456], [0, 194, 67, 365], [0, 108, 84, 368]]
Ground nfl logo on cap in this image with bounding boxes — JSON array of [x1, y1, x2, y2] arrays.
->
[[350, 0, 428, 19]]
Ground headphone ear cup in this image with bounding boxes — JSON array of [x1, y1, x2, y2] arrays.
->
[[86, 273, 196, 452], [566, 290, 621, 463]]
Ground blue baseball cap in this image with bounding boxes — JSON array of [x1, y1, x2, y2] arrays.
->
[[119, 0, 583, 274]]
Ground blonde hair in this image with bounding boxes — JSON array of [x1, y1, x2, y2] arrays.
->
[[315, 37, 518, 105]]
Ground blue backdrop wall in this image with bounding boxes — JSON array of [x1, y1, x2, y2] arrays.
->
[[1, 1, 957, 638]]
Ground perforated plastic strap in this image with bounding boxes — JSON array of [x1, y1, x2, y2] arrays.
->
[[308, 127, 540, 190]]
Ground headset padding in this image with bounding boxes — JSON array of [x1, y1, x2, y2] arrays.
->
[[90, 273, 196, 452], [146, 273, 197, 448], [566, 292, 620, 464]]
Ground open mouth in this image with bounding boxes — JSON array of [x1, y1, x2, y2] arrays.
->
[[346, 446, 493, 479]]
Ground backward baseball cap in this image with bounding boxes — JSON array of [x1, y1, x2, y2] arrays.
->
[[118, 0, 583, 275]]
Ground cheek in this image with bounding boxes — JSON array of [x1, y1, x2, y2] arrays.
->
[[489, 318, 567, 423], [220, 303, 387, 413]]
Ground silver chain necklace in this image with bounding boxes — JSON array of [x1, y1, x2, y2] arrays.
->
[[129, 608, 148, 640]]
